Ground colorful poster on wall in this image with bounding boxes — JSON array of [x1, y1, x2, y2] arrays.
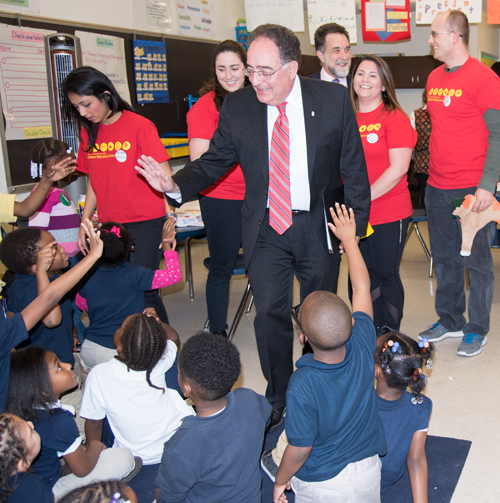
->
[[245, 0, 304, 32], [0, 24, 55, 140], [176, 0, 215, 39], [361, 0, 411, 42], [416, 0, 481, 24], [487, 0, 500, 24], [133, 40, 169, 104], [0, 0, 39, 14], [76, 31, 131, 105], [307, 0, 357, 46]]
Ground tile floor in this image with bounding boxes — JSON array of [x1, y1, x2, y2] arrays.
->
[[160, 223, 499, 503]]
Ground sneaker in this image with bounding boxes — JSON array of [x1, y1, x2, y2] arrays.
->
[[261, 449, 278, 482], [122, 456, 143, 483], [418, 323, 463, 342], [457, 334, 487, 357]]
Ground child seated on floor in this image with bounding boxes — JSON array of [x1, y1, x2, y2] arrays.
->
[[0, 413, 53, 503], [75, 218, 181, 371], [28, 139, 81, 258], [57, 480, 137, 503], [155, 332, 272, 503], [1, 227, 76, 367], [272, 204, 386, 503], [80, 308, 194, 465], [5, 346, 138, 500], [375, 332, 434, 502]]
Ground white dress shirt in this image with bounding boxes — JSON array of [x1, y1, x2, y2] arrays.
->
[[266, 76, 310, 211], [320, 67, 347, 88]]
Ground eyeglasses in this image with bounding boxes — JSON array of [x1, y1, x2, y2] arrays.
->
[[244, 63, 286, 80], [430, 31, 463, 38], [291, 304, 306, 342]]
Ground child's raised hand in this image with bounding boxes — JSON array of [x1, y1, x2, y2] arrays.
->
[[160, 216, 177, 251], [80, 218, 103, 259], [328, 203, 356, 245], [143, 307, 160, 323], [35, 241, 56, 273], [44, 156, 76, 182]]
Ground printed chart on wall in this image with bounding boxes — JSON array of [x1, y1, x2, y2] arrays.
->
[[0, 24, 55, 141], [0, 0, 39, 14], [416, 0, 481, 24], [361, 0, 411, 42], [307, 0, 356, 46], [133, 40, 169, 103], [245, 0, 304, 32], [175, 0, 215, 39], [75, 31, 131, 104]]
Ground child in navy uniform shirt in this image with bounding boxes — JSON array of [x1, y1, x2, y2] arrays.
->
[[1, 227, 74, 366], [375, 331, 433, 501], [156, 332, 272, 503], [273, 204, 386, 503]]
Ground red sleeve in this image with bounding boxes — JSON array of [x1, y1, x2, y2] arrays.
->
[[151, 251, 182, 289], [386, 110, 417, 150], [186, 91, 219, 141], [475, 75, 500, 115], [76, 129, 89, 174], [138, 120, 171, 162]]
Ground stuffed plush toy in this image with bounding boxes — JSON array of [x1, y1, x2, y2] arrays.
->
[[452, 194, 500, 256]]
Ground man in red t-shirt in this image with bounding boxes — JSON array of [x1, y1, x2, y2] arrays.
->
[[419, 10, 500, 357]]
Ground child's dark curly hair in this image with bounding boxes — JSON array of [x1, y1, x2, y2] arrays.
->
[[98, 222, 134, 267], [57, 480, 133, 503], [5, 347, 55, 423], [115, 314, 167, 392], [178, 332, 241, 401], [0, 228, 42, 274], [0, 414, 29, 503], [31, 138, 69, 171], [375, 331, 434, 403]]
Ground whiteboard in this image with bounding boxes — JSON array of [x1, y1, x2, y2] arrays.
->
[[307, 0, 357, 46], [245, 0, 304, 32], [0, 24, 55, 141]]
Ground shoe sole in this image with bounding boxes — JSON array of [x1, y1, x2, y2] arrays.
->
[[418, 330, 463, 342], [122, 456, 143, 483], [457, 336, 487, 357]]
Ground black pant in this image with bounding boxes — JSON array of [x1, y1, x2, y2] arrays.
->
[[199, 196, 243, 333], [124, 215, 169, 324], [247, 211, 340, 409], [357, 218, 410, 330]]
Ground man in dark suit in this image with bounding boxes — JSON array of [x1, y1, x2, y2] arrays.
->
[[309, 22, 352, 89], [136, 24, 370, 427]]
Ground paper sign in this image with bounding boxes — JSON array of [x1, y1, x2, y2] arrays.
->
[[245, 0, 304, 32], [176, 0, 215, 39], [416, 0, 481, 24], [307, 0, 357, 45], [366, 2, 386, 30]]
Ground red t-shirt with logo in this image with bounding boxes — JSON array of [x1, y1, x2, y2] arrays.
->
[[77, 110, 170, 223], [357, 103, 416, 225], [186, 91, 245, 200], [427, 57, 500, 190]]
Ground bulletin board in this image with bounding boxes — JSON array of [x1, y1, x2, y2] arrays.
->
[[0, 14, 217, 188]]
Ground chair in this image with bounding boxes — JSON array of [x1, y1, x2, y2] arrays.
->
[[405, 208, 434, 277], [175, 226, 206, 300], [202, 254, 253, 341]]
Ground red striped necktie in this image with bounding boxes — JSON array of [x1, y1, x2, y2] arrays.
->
[[269, 101, 292, 235]]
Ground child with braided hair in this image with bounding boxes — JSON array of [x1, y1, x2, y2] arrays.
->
[[80, 308, 194, 465], [0, 413, 52, 503], [75, 218, 181, 371], [375, 331, 434, 502], [57, 480, 137, 503]]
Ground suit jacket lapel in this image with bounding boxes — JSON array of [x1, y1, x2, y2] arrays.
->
[[301, 76, 319, 180], [250, 97, 269, 180]]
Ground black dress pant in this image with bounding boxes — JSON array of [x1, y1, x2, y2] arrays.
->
[[247, 210, 340, 409]]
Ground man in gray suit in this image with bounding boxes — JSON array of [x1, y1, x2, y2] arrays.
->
[[136, 24, 369, 427], [310, 23, 352, 88]]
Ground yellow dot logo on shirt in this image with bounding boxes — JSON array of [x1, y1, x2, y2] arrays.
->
[[108, 142, 114, 151], [455, 89, 462, 97], [438, 88, 443, 96], [359, 125, 367, 133], [100, 143, 108, 152], [122, 141, 131, 151], [367, 124, 374, 132], [443, 88, 448, 96], [374, 123, 381, 131], [448, 89, 455, 97], [115, 141, 122, 150]]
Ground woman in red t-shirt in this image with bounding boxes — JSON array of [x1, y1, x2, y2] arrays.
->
[[186, 40, 247, 337], [351, 56, 417, 335], [61, 67, 172, 323]]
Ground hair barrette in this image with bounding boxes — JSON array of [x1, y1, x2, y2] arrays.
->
[[391, 341, 400, 353], [411, 395, 424, 405], [101, 225, 122, 238], [30, 161, 43, 179], [411, 368, 422, 382], [110, 493, 129, 503], [426, 358, 433, 370], [66, 146, 73, 154], [382, 342, 388, 352], [418, 338, 430, 354]]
